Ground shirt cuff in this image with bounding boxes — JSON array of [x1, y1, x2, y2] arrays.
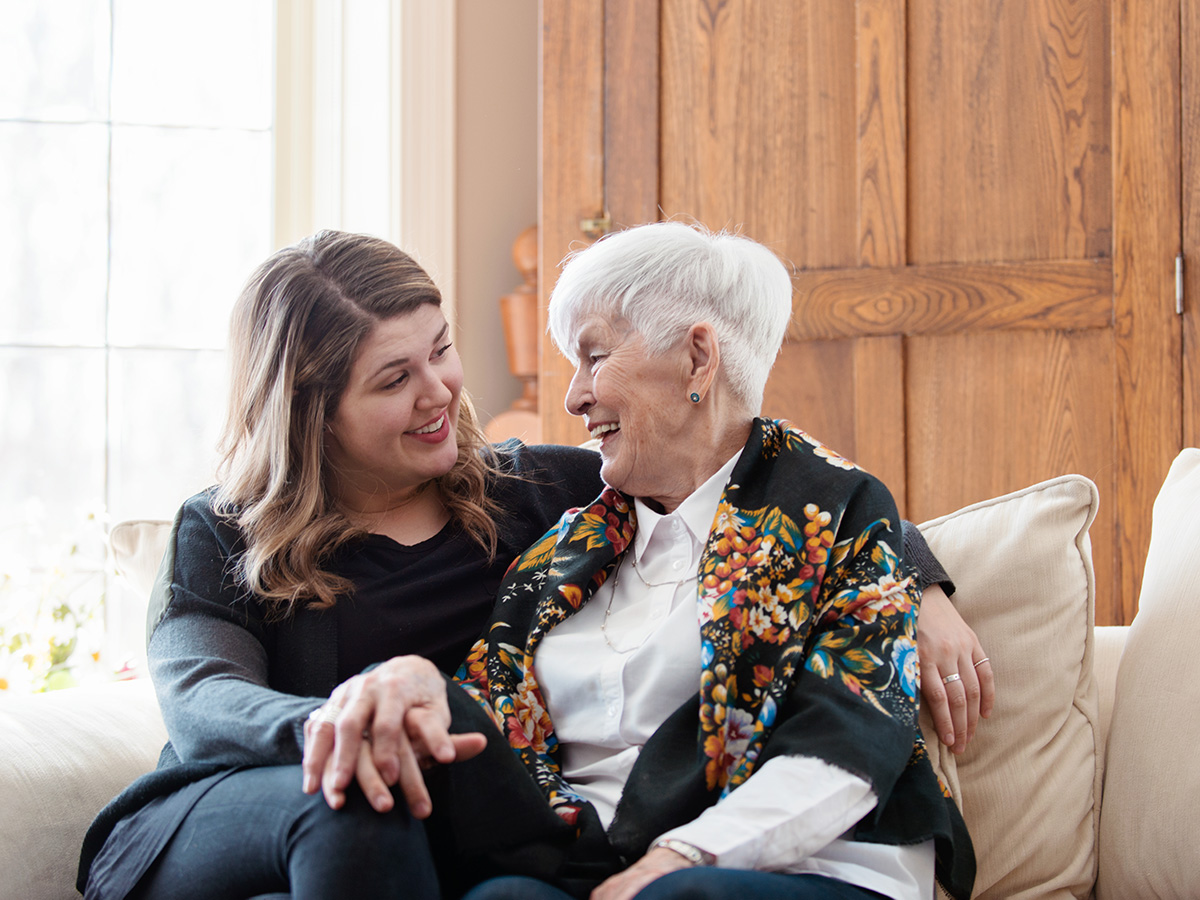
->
[[655, 756, 878, 871]]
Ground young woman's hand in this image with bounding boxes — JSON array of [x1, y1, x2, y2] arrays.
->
[[301, 655, 487, 815], [917, 584, 995, 754]]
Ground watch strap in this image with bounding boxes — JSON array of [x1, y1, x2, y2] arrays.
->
[[651, 837, 717, 867]]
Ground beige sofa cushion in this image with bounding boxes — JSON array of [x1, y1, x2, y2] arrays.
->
[[1098, 449, 1200, 899], [0, 680, 166, 900], [919, 475, 1101, 900]]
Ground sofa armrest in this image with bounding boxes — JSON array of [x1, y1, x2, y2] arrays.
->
[[0, 681, 166, 900]]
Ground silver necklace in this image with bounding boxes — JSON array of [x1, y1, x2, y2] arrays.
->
[[600, 554, 692, 652]]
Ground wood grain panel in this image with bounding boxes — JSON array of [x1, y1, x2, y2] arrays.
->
[[1185, 0, 1200, 448], [856, 0, 906, 268], [853, 1, 908, 512], [852, 336, 907, 511], [659, 0, 856, 267], [907, 0, 1110, 264], [906, 329, 1118, 624], [762, 340, 857, 458], [605, 0, 660, 228], [789, 259, 1113, 340], [1112, 0, 1182, 621], [538, 1, 604, 445]]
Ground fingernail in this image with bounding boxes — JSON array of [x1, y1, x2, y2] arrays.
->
[[302, 774, 314, 793], [944, 733, 954, 745]]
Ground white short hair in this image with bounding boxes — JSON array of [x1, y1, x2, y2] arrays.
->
[[548, 221, 793, 410]]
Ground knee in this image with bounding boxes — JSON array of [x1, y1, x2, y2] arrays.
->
[[291, 785, 425, 861]]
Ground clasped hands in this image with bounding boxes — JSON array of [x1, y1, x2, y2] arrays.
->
[[301, 655, 486, 817]]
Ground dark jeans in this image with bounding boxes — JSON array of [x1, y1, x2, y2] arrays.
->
[[462, 871, 892, 900], [126, 765, 438, 900]]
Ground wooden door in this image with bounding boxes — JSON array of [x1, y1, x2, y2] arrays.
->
[[539, 0, 1184, 625]]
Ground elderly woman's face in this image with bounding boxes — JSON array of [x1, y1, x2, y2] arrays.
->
[[565, 314, 697, 508]]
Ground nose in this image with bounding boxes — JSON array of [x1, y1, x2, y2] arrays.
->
[[416, 367, 454, 409], [564, 364, 593, 417]]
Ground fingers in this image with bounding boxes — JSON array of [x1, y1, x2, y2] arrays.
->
[[448, 732, 488, 763], [975, 656, 996, 720], [921, 667, 960, 748], [302, 656, 473, 816], [354, 739, 395, 813], [403, 706, 458, 766], [302, 709, 337, 794], [391, 727, 434, 819]]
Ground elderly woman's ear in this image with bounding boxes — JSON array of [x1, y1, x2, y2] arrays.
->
[[684, 322, 721, 404]]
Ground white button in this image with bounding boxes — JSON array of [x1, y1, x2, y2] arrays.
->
[[672, 559, 684, 570]]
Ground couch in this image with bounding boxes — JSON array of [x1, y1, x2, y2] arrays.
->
[[3, 450, 1198, 900]]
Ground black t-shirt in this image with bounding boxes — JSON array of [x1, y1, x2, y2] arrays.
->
[[332, 442, 603, 678]]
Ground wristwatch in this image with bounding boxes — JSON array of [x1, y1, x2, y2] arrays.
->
[[651, 837, 717, 867]]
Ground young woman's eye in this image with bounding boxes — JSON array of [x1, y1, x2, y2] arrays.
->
[[385, 372, 409, 389], [433, 342, 453, 359]]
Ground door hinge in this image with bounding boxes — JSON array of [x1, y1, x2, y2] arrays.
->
[[1177, 254, 1184, 315], [579, 213, 612, 240]]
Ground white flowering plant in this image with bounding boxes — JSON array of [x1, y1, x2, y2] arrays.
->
[[0, 509, 109, 693]]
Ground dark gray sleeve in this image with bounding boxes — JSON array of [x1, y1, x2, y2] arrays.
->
[[146, 496, 322, 766], [902, 519, 955, 596]]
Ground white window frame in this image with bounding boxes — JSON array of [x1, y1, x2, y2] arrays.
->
[[274, 0, 457, 323]]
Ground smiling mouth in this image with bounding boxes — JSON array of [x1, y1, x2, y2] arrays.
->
[[409, 414, 446, 435], [589, 422, 619, 440]]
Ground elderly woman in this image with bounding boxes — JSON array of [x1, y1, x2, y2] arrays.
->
[[454, 222, 973, 900], [347, 222, 973, 900]]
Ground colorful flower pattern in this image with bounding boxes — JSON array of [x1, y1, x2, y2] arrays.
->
[[454, 419, 924, 823]]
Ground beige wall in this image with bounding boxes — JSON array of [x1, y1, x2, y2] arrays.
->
[[455, 0, 538, 426]]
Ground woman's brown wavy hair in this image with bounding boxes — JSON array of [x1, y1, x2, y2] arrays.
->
[[213, 230, 501, 618]]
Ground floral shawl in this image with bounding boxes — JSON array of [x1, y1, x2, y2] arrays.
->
[[452, 419, 973, 899]]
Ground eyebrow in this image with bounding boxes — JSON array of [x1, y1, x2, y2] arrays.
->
[[369, 322, 450, 381]]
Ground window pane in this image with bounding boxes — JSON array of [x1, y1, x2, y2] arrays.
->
[[0, 349, 106, 570], [107, 348, 228, 524], [0, 0, 110, 122], [111, 0, 272, 129], [0, 122, 109, 346], [109, 126, 272, 348]]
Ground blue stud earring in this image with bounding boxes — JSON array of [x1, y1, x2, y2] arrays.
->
[[689, 392, 701, 403]]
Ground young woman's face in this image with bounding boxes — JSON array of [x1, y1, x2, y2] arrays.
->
[[324, 304, 463, 508]]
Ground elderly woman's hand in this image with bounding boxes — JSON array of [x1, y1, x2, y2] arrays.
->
[[301, 655, 487, 816], [589, 847, 695, 900], [918, 584, 994, 754]]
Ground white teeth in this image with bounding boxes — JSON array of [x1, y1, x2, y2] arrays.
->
[[410, 414, 445, 435], [589, 422, 619, 439]]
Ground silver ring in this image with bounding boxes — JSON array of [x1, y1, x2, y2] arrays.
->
[[973, 657, 990, 668], [942, 673, 961, 685], [307, 703, 341, 727]]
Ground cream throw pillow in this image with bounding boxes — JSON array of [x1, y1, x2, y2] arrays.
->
[[919, 475, 1101, 900], [1097, 449, 1200, 899], [109, 518, 172, 603]]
